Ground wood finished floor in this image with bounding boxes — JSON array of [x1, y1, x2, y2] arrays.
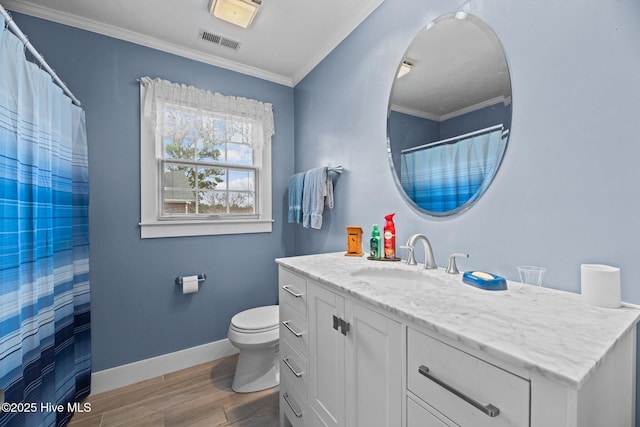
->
[[68, 354, 280, 427]]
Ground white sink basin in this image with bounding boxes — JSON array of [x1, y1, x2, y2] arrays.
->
[[350, 266, 443, 290]]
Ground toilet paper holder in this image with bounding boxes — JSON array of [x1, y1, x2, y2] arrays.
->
[[175, 274, 207, 286]]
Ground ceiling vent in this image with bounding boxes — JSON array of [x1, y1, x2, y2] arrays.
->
[[198, 29, 241, 51]]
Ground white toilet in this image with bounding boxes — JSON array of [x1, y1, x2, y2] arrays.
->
[[228, 305, 280, 393]]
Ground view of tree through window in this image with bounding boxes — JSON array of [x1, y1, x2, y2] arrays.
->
[[161, 108, 256, 217]]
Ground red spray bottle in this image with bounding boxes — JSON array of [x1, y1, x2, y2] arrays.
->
[[383, 213, 396, 259]]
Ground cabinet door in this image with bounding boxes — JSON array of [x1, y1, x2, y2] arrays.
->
[[345, 300, 401, 427], [308, 283, 345, 427]]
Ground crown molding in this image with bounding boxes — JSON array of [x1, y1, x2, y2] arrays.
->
[[2, 0, 293, 87], [439, 95, 511, 121], [391, 95, 511, 122], [390, 104, 440, 121]]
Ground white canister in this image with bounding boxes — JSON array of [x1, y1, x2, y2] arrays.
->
[[580, 264, 621, 308]]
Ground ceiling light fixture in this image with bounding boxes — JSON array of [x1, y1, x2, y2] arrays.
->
[[397, 61, 413, 79], [209, 0, 261, 29]]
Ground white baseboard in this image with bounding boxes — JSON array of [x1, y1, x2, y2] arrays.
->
[[91, 339, 239, 395]]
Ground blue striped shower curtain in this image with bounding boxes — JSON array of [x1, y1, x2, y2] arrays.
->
[[401, 129, 506, 213], [0, 15, 91, 427]]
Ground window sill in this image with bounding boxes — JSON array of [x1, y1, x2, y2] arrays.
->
[[139, 218, 273, 239]]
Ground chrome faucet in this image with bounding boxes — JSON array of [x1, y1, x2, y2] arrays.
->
[[446, 253, 469, 274], [404, 234, 437, 269]]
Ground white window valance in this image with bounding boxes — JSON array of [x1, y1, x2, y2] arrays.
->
[[139, 76, 275, 150]]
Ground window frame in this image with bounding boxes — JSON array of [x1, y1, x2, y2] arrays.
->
[[139, 84, 273, 239]]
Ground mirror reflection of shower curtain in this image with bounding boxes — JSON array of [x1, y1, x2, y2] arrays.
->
[[401, 129, 506, 213]]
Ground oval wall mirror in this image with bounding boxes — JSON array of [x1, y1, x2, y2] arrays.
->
[[387, 12, 512, 216]]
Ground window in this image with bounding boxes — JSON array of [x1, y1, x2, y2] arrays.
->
[[159, 107, 257, 217], [139, 77, 274, 238]]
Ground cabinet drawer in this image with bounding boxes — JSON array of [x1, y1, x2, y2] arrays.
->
[[280, 338, 308, 402], [281, 374, 307, 427], [407, 328, 529, 427], [407, 395, 455, 427], [280, 302, 309, 358], [279, 268, 307, 317]]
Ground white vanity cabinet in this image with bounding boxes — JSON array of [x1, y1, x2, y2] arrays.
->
[[277, 254, 639, 427], [279, 266, 402, 427], [404, 324, 636, 427], [307, 282, 401, 427], [279, 268, 309, 427]]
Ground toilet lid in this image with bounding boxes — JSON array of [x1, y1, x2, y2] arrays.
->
[[231, 305, 279, 332]]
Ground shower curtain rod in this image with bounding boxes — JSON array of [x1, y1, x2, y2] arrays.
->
[[401, 124, 504, 154], [1, 4, 81, 106]]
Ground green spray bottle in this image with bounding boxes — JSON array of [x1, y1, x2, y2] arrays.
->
[[369, 224, 381, 259]]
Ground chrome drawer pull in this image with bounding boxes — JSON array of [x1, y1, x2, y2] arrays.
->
[[283, 392, 303, 418], [283, 357, 303, 377], [418, 365, 500, 418], [282, 320, 303, 337], [282, 285, 303, 298]]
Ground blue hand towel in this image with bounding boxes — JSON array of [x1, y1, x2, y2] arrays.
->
[[303, 167, 327, 230], [288, 172, 305, 223]]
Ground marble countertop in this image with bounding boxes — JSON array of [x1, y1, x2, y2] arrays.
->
[[276, 252, 639, 388]]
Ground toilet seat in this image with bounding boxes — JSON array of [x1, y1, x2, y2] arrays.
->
[[230, 305, 279, 334]]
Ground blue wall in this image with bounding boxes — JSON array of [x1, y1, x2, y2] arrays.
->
[[11, 13, 296, 371], [293, 0, 640, 422], [293, 0, 640, 302], [439, 102, 509, 140]]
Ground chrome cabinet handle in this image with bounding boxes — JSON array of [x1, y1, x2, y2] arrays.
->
[[282, 320, 303, 337], [282, 285, 303, 298], [418, 365, 500, 418], [283, 357, 303, 377], [332, 315, 350, 336], [333, 315, 341, 331], [283, 393, 303, 418], [341, 320, 350, 336]]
